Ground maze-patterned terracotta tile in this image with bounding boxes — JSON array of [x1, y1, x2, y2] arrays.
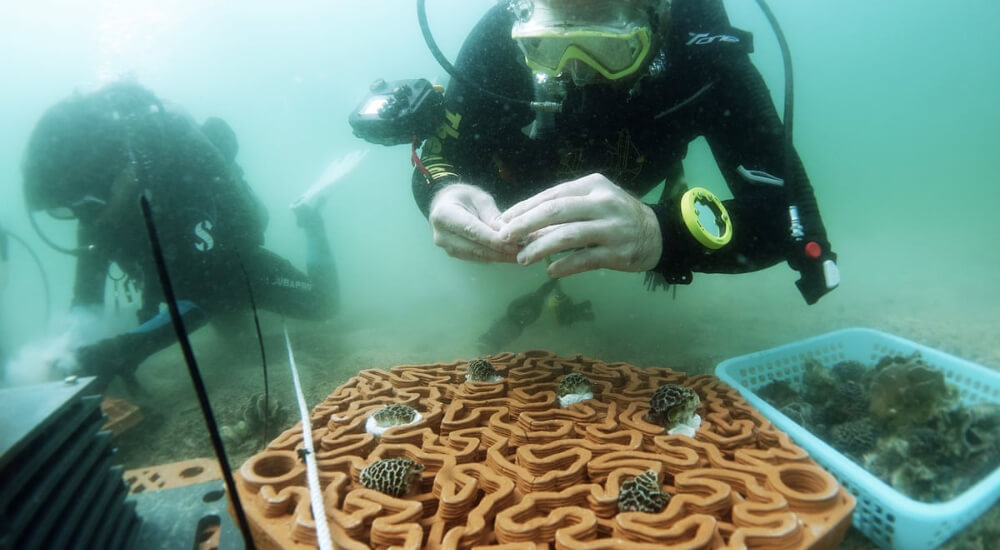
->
[[235, 350, 854, 549]]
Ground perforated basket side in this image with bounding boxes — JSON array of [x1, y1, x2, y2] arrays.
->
[[716, 327, 1000, 550]]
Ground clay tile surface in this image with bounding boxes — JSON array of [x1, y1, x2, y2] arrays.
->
[[235, 351, 854, 550]]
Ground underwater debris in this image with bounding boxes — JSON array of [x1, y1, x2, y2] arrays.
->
[[359, 457, 424, 498], [465, 358, 502, 382], [220, 424, 245, 448], [647, 383, 701, 436], [244, 393, 289, 434], [221, 393, 289, 449], [365, 404, 422, 436], [618, 469, 670, 513], [557, 372, 594, 408]]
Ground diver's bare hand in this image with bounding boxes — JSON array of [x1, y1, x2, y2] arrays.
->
[[498, 174, 662, 277], [428, 183, 520, 262]]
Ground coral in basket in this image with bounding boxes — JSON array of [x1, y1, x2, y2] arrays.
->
[[759, 352, 1000, 502], [236, 350, 854, 549]]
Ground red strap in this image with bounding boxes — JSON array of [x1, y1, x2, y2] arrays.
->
[[411, 137, 430, 176]]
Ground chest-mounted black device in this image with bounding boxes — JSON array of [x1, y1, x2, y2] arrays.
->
[[348, 78, 445, 146]]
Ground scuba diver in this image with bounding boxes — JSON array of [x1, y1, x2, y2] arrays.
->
[[411, 0, 839, 305], [21, 82, 342, 391], [477, 276, 594, 353]]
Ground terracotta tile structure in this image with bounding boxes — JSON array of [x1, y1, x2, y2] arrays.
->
[[125, 457, 222, 494], [101, 396, 143, 436], [235, 350, 854, 549]]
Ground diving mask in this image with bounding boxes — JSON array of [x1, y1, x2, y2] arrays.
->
[[511, 0, 654, 83]]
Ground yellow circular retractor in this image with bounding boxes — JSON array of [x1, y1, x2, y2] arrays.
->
[[679, 187, 732, 250]]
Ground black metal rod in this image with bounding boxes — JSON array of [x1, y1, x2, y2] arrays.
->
[[236, 253, 270, 441], [138, 194, 256, 549]]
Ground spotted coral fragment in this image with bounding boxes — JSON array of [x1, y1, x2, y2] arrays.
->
[[466, 358, 501, 382], [830, 419, 876, 457], [618, 469, 670, 513], [371, 404, 419, 428], [825, 380, 869, 425], [359, 457, 425, 498], [647, 384, 700, 429], [557, 372, 593, 397]]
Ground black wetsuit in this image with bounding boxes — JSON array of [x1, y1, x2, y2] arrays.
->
[[72, 111, 337, 374], [413, 0, 835, 288]]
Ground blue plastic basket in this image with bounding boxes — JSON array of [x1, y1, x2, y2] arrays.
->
[[715, 327, 1000, 550]]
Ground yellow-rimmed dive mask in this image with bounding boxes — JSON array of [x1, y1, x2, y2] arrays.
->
[[511, 0, 654, 84]]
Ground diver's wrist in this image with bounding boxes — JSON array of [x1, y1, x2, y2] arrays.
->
[[637, 202, 663, 272], [646, 202, 694, 283]]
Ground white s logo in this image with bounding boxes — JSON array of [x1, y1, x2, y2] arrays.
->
[[194, 220, 215, 251]]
